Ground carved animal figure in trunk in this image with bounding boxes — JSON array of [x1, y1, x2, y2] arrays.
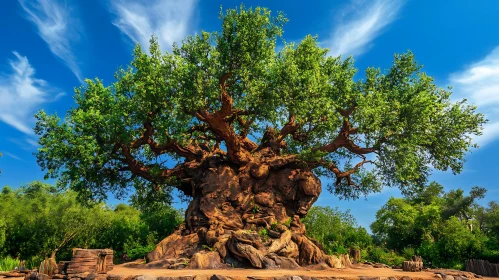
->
[[34, 5, 485, 269]]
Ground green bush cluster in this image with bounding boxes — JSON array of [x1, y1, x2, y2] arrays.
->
[[0, 181, 183, 263], [0, 256, 19, 272], [371, 182, 499, 269], [302, 206, 372, 255]]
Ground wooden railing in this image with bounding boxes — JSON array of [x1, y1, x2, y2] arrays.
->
[[465, 259, 499, 277]]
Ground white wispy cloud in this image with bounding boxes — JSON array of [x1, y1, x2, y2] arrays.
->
[[450, 47, 499, 146], [0, 52, 62, 135], [327, 0, 405, 57], [110, 0, 197, 52], [19, 0, 84, 83], [3, 152, 23, 161]]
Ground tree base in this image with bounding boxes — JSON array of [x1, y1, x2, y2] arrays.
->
[[145, 223, 352, 269]]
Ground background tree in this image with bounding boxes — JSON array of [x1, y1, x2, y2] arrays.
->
[[34, 6, 485, 268], [371, 182, 496, 269], [302, 206, 372, 255], [0, 181, 182, 265]]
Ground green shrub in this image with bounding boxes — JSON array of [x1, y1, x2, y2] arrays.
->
[[0, 256, 19, 272], [402, 247, 416, 260], [365, 246, 405, 266]]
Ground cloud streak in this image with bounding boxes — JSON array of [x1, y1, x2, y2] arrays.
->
[[327, 0, 405, 58], [110, 0, 197, 52], [450, 47, 499, 146], [0, 52, 62, 135], [19, 0, 84, 83]]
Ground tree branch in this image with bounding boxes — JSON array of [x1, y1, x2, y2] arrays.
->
[[193, 72, 256, 164], [131, 118, 203, 161], [118, 144, 187, 182], [325, 158, 373, 186], [317, 119, 375, 155]]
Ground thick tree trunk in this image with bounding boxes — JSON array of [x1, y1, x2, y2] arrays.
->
[[145, 158, 349, 269]]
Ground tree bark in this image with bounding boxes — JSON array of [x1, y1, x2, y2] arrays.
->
[[145, 158, 349, 269]]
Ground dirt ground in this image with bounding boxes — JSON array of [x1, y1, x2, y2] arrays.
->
[[4, 263, 497, 280], [104, 263, 486, 279], [109, 264, 431, 278]]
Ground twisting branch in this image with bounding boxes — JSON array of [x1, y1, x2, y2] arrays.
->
[[317, 107, 375, 155], [193, 72, 257, 164], [323, 158, 373, 186], [131, 117, 202, 162], [118, 143, 187, 182]]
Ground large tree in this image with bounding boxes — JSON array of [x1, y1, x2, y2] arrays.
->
[[35, 6, 485, 269]]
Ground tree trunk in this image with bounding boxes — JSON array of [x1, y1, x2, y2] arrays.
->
[[145, 159, 347, 269]]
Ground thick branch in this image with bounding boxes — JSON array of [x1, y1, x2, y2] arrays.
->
[[119, 144, 187, 182], [317, 119, 375, 155], [193, 72, 256, 164], [325, 159, 373, 186], [131, 118, 202, 161]]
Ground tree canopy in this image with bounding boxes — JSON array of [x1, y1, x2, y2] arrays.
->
[[371, 182, 497, 268], [0, 181, 182, 263], [35, 5, 485, 202]]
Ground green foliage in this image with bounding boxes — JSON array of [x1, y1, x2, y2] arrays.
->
[[365, 246, 406, 266], [371, 182, 499, 268], [0, 256, 19, 272], [282, 218, 292, 227], [202, 245, 215, 252], [34, 6, 484, 204], [303, 206, 372, 255], [0, 182, 182, 263]]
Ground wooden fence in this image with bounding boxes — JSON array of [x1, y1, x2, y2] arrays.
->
[[465, 259, 499, 277]]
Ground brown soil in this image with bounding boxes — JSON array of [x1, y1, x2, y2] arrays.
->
[[103, 263, 486, 280], [2, 264, 495, 280]]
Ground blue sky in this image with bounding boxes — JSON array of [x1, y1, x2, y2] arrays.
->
[[1, 0, 499, 229]]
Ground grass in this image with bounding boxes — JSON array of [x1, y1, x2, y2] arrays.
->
[[0, 256, 40, 272], [0, 256, 19, 272]]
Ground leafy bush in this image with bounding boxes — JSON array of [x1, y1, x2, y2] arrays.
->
[[0, 182, 183, 263], [303, 206, 372, 255], [365, 246, 405, 266], [0, 256, 19, 272]]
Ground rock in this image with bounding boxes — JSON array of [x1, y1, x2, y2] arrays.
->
[[86, 273, 108, 280], [325, 255, 342, 268], [359, 277, 381, 280], [36, 273, 50, 280], [349, 248, 360, 263], [168, 262, 188, 270], [213, 235, 230, 259], [107, 275, 128, 280], [210, 275, 232, 280], [147, 228, 200, 262], [391, 265, 401, 269], [339, 254, 352, 268], [305, 262, 330, 270], [292, 234, 323, 265], [188, 251, 225, 269], [267, 229, 281, 238], [157, 277, 193, 280], [135, 276, 158, 280], [268, 230, 292, 254]]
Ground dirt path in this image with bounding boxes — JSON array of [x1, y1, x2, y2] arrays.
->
[[4, 264, 495, 280], [107, 264, 438, 279]]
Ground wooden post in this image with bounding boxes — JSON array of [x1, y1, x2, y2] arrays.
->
[[402, 256, 423, 272]]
